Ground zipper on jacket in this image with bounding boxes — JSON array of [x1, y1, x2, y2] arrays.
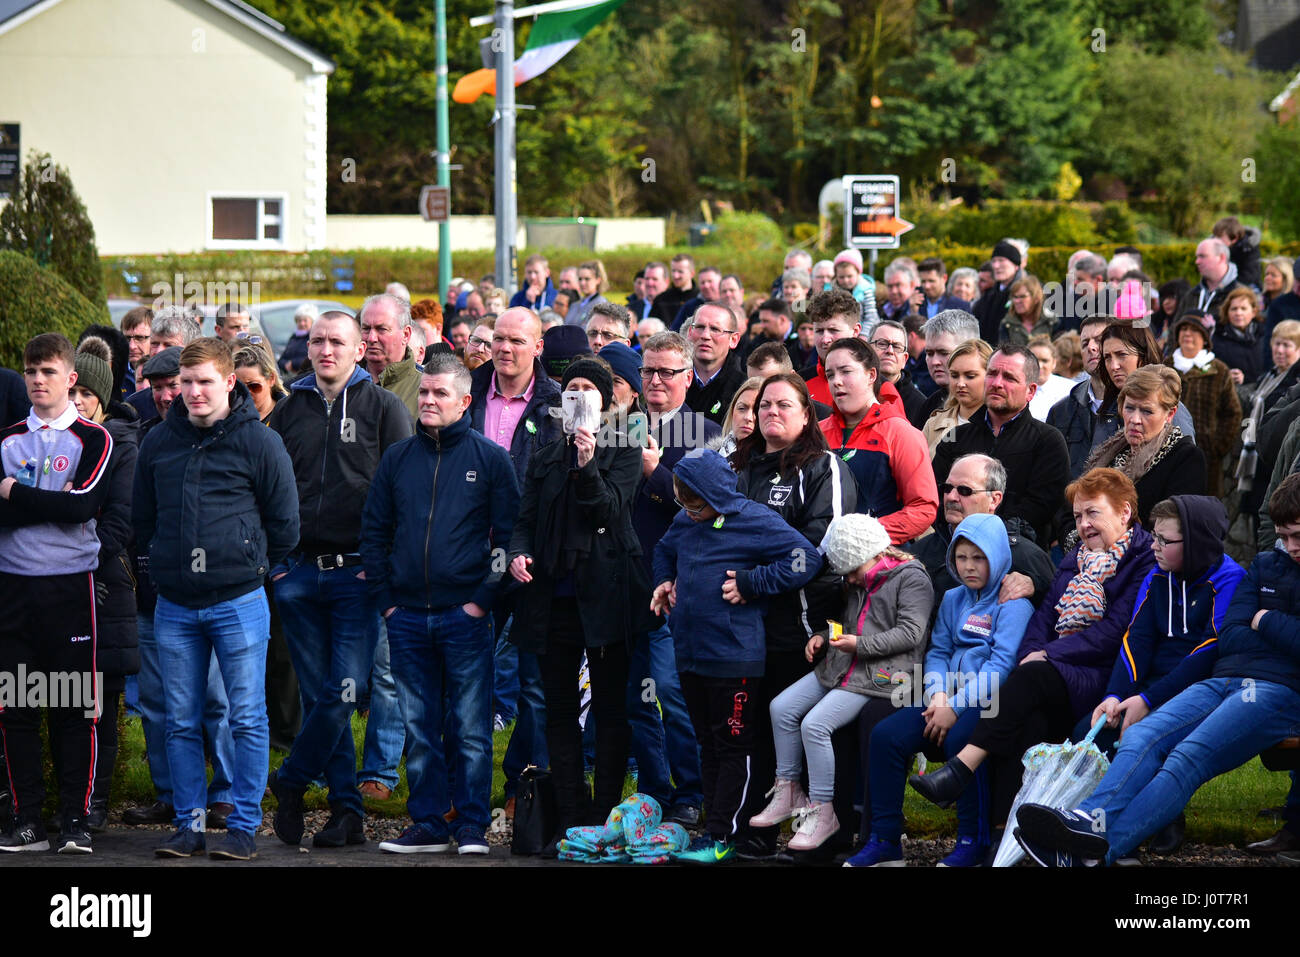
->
[[315, 390, 334, 542], [423, 432, 442, 609]]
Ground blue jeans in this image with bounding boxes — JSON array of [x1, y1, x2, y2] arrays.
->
[[501, 616, 549, 798], [494, 634, 520, 722], [154, 591, 270, 834], [359, 619, 405, 791], [627, 623, 703, 809], [273, 559, 378, 816], [137, 610, 234, 807], [1083, 677, 1300, 864], [386, 604, 493, 831], [869, 705, 990, 845]]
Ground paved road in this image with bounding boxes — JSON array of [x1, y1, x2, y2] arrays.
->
[[0, 827, 548, 867]]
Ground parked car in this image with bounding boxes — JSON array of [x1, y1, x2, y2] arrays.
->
[[251, 298, 350, 359]]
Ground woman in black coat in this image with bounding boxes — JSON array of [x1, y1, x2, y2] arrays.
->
[[506, 358, 652, 850], [731, 371, 858, 858], [71, 342, 141, 829]]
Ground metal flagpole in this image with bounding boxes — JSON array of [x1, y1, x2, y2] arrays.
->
[[435, 0, 452, 298], [493, 0, 518, 298]]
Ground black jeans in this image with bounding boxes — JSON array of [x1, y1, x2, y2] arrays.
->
[[968, 659, 1076, 826], [538, 598, 629, 832], [680, 671, 761, 841]]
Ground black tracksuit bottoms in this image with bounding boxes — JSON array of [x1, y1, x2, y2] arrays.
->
[[680, 671, 762, 842], [0, 571, 99, 821]]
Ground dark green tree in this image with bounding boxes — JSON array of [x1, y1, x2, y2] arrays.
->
[[0, 151, 104, 307]]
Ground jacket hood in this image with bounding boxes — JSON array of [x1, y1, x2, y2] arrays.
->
[[946, 513, 1012, 602], [291, 364, 372, 393], [1170, 494, 1228, 582], [164, 379, 260, 434], [417, 408, 473, 447], [673, 448, 749, 515]]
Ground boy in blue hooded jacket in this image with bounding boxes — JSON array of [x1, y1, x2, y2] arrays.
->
[[851, 513, 1033, 867], [651, 448, 822, 863]]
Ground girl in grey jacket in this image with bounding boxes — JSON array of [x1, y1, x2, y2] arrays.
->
[[748, 513, 933, 852]]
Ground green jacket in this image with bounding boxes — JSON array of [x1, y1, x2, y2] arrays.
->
[[378, 349, 420, 421]]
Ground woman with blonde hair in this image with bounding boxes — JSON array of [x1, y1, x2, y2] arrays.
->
[[1083, 365, 1206, 528], [234, 343, 289, 423], [567, 259, 609, 328], [999, 275, 1057, 345], [1263, 256, 1295, 311], [922, 339, 992, 456]]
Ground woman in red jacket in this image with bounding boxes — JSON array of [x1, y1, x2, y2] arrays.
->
[[819, 337, 938, 545]]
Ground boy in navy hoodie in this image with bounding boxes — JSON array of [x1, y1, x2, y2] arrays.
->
[[651, 449, 822, 864], [1016, 476, 1300, 866]]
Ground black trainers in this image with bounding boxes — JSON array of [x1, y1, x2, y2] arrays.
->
[[56, 816, 93, 855], [209, 829, 258, 860], [86, 798, 109, 833], [0, 819, 50, 853], [155, 827, 206, 857], [268, 769, 306, 846], [313, 810, 365, 848], [123, 800, 175, 826]]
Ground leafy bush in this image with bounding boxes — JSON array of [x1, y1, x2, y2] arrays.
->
[[0, 151, 104, 305], [705, 212, 785, 254], [0, 251, 107, 371]]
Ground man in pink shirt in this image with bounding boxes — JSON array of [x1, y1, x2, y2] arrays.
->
[[468, 307, 562, 818]]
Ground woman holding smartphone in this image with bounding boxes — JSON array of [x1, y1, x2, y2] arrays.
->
[[506, 357, 652, 856]]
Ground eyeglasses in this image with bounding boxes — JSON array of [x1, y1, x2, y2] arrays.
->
[[587, 328, 623, 342], [674, 497, 706, 515], [126, 334, 151, 344], [244, 382, 265, 393], [690, 323, 737, 338], [869, 340, 906, 354], [468, 335, 491, 348], [1153, 533, 1184, 547], [235, 333, 264, 345], [643, 367, 689, 382], [940, 483, 991, 497]]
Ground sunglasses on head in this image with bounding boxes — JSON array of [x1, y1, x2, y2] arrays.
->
[[235, 333, 264, 345]]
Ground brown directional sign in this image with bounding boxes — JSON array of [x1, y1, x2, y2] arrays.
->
[[419, 185, 450, 223], [0, 124, 19, 200], [843, 174, 913, 250]]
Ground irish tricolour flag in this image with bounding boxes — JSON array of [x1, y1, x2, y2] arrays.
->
[[452, 0, 626, 104]]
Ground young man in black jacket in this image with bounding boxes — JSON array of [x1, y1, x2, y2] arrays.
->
[[133, 338, 299, 860], [362, 353, 519, 854], [265, 311, 412, 849]]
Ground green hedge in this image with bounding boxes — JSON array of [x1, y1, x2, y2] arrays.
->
[[0, 251, 108, 371], [102, 240, 1300, 303], [908, 199, 1140, 248]]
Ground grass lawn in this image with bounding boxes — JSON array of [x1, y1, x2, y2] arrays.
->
[[102, 710, 1292, 846]]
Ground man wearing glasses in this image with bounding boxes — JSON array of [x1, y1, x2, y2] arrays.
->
[[868, 320, 927, 425], [684, 302, 748, 425], [907, 453, 1054, 615], [120, 306, 155, 392], [584, 302, 633, 353]]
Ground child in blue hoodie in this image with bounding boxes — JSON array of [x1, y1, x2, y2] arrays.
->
[[849, 513, 1033, 868], [651, 449, 822, 864]]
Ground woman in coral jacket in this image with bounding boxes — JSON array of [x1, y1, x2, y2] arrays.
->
[[819, 337, 939, 545]]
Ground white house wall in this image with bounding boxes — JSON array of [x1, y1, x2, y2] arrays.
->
[[0, 0, 325, 255]]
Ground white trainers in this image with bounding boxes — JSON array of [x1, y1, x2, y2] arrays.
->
[[748, 778, 809, 828], [788, 802, 840, 851]]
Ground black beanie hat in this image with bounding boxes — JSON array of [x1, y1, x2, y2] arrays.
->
[[992, 241, 1022, 267], [562, 358, 614, 411]]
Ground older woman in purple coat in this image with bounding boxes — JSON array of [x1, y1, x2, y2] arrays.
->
[[908, 467, 1156, 843]]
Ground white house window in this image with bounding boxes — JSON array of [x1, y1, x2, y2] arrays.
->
[[208, 195, 286, 248]]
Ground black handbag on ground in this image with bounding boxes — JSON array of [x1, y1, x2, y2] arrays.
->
[[510, 765, 558, 856]]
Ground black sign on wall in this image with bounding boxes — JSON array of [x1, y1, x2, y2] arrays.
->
[[0, 124, 19, 200]]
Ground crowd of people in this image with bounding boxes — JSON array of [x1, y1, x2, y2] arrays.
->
[[2, 223, 1299, 867]]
